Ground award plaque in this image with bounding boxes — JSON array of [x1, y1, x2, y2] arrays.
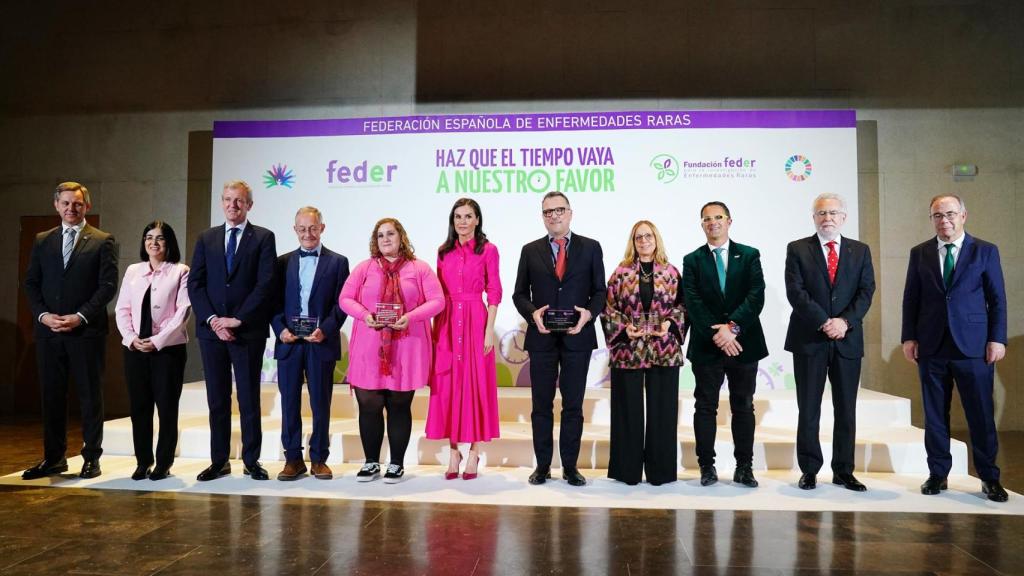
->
[[543, 308, 579, 332], [632, 312, 662, 334], [375, 303, 403, 326], [290, 315, 319, 338]]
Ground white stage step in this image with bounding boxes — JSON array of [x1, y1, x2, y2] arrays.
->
[[101, 382, 967, 475]]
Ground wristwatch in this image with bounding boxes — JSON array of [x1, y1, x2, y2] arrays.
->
[[728, 321, 741, 335]]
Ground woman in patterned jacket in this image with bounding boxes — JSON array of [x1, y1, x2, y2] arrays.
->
[[601, 220, 687, 485]]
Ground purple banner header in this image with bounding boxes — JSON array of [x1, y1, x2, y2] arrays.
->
[[214, 109, 855, 139]]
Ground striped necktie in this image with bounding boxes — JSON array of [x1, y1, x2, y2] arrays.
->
[[63, 228, 76, 268]]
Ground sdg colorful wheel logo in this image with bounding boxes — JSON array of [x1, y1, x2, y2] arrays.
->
[[263, 164, 296, 188], [650, 154, 679, 184], [784, 155, 812, 182]]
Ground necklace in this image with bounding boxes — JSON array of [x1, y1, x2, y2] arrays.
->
[[639, 261, 654, 283]]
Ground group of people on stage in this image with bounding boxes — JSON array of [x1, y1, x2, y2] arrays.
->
[[21, 180, 1009, 502]]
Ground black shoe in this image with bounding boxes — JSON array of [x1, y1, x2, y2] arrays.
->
[[131, 466, 152, 481], [832, 473, 867, 492], [243, 462, 269, 481], [528, 467, 552, 485], [79, 459, 101, 479], [982, 480, 1009, 503], [733, 466, 758, 488], [149, 466, 171, 481], [699, 465, 718, 486], [798, 473, 817, 490], [22, 458, 68, 480], [197, 461, 231, 482], [562, 467, 587, 487], [356, 462, 381, 482], [920, 476, 947, 495], [382, 463, 406, 484]]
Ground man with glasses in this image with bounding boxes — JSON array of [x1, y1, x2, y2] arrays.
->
[[188, 180, 277, 481], [513, 191, 607, 486], [682, 201, 767, 488], [270, 207, 349, 480], [784, 193, 875, 491], [902, 195, 1008, 502]]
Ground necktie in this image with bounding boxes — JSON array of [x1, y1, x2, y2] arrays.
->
[[63, 228, 76, 268], [299, 249, 317, 258], [943, 243, 956, 289], [554, 237, 567, 280], [226, 227, 239, 274], [826, 241, 838, 285], [712, 247, 726, 293]]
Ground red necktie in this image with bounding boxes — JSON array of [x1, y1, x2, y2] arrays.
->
[[554, 237, 567, 280], [826, 241, 838, 285]]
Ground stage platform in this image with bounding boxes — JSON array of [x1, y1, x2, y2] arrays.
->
[[98, 382, 967, 475]]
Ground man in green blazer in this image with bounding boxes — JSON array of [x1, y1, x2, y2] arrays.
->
[[682, 201, 768, 488]]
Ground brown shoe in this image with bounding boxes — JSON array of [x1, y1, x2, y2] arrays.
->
[[277, 460, 308, 481], [310, 461, 333, 480]]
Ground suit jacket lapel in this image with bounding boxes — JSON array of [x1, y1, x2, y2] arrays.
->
[[65, 224, 93, 271], [924, 240, 943, 291], [700, 245, 726, 306], [308, 248, 330, 308], [563, 235, 582, 279], [228, 225, 256, 280], [723, 243, 743, 303], [536, 237, 556, 278], [807, 235, 831, 287], [950, 235, 974, 289]]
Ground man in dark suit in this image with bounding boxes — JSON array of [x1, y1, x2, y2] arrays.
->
[[902, 194, 1008, 502], [513, 191, 606, 486], [187, 180, 277, 481], [784, 193, 875, 492], [682, 201, 767, 488], [23, 182, 118, 480], [270, 206, 349, 481]]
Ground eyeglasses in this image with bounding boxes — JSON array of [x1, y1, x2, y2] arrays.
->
[[634, 233, 654, 242], [144, 236, 166, 243], [294, 225, 323, 234], [815, 210, 845, 217], [701, 214, 727, 223], [542, 207, 568, 218], [930, 211, 961, 222]]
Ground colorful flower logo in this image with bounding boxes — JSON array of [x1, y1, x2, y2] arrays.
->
[[650, 154, 679, 184], [785, 155, 812, 182], [263, 164, 295, 188]]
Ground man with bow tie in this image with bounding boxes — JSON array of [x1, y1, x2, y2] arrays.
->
[[23, 181, 118, 480], [784, 193, 875, 492], [270, 207, 349, 480], [188, 180, 277, 481]]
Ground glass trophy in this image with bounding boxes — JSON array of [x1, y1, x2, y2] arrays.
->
[[632, 312, 662, 334], [375, 303, 403, 327], [290, 315, 319, 338], [543, 308, 579, 332]]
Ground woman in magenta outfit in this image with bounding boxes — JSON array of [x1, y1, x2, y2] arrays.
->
[[339, 218, 444, 483], [426, 198, 502, 480]]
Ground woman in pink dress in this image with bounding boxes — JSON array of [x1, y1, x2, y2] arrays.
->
[[339, 218, 444, 483], [426, 198, 502, 480]]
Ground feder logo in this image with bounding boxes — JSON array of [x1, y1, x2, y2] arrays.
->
[[785, 155, 812, 182], [650, 153, 679, 184], [263, 164, 295, 189]]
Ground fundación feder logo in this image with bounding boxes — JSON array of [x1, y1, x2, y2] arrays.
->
[[784, 155, 812, 182], [263, 164, 296, 189], [650, 153, 679, 184]]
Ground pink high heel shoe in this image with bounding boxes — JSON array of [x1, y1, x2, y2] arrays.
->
[[445, 449, 462, 480], [462, 450, 480, 480]]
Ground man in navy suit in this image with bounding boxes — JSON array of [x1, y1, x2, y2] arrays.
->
[[902, 194, 1008, 502], [187, 180, 277, 481], [23, 182, 118, 480], [270, 206, 349, 481], [784, 193, 875, 492], [513, 191, 606, 487]]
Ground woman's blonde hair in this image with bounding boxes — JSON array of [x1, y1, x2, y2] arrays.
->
[[620, 220, 668, 267]]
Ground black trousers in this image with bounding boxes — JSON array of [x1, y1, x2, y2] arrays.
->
[[37, 336, 106, 462], [692, 358, 758, 468], [199, 337, 265, 466], [608, 366, 680, 485], [354, 388, 415, 466], [794, 347, 861, 475], [124, 344, 187, 468], [528, 346, 591, 470]]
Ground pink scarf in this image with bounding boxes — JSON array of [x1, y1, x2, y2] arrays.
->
[[377, 257, 407, 376]]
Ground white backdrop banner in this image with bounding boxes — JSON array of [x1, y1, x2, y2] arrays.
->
[[212, 109, 858, 389]]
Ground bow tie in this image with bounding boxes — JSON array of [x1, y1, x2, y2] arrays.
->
[[299, 250, 318, 258]]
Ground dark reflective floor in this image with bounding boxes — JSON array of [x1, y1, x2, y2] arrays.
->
[[0, 417, 1021, 575]]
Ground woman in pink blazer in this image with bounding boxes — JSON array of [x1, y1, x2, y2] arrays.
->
[[114, 221, 191, 481], [339, 218, 444, 483]]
